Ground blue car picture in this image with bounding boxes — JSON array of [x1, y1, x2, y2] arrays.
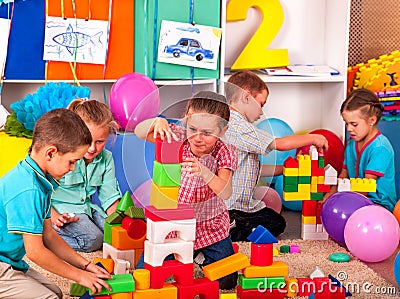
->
[[164, 38, 214, 61]]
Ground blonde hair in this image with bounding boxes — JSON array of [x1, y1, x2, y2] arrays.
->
[[68, 99, 117, 134]]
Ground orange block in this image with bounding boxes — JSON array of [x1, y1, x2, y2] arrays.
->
[[93, 257, 114, 274], [150, 183, 179, 210], [243, 261, 289, 278], [133, 269, 150, 290], [111, 226, 146, 250], [111, 292, 133, 299], [46, 0, 134, 80], [132, 283, 177, 299], [203, 252, 250, 281]]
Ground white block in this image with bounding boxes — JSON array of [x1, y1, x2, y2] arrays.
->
[[302, 223, 317, 233], [144, 239, 194, 267], [337, 178, 351, 192], [316, 224, 326, 233], [146, 218, 196, 244], [310, 266, 325, 279], [324, 164, 337, 179], [324, 176, 337, 185], [103, 242, 135, 270], [301, 230, 329, 240], [114, 259, 130, 274], [309, 146, 318, 160]]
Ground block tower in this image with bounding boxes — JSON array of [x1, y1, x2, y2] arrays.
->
[[282, 146, 337, 240]]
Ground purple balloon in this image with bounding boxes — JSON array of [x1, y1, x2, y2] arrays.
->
[[109, 73, 160, 131], [321, 192, 374, 245]]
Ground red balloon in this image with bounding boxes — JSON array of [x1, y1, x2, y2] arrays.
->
[[297, 129, 345, 173]]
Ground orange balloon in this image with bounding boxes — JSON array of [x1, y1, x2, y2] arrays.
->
[[393, 200, 400, 226]]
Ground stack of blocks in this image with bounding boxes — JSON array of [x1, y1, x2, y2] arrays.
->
[[237, 225, 288, 299], [282, 146, 337, 240]]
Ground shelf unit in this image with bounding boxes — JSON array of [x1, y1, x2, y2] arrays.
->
[[224, 0, 350, 139]]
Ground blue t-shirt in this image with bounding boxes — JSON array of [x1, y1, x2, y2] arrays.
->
[[0, 155, 57, 271], [344, 132, 397, 211]]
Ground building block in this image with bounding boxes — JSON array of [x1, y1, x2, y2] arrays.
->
[[284, 277, 298, 297], [124, 206, 145, 220], [92, 273, 135, 295], [318, 156, 325, 168], [238, 274, 267, 289], [70, 283, 87, 297], [133, 269, 150, 290], [247, 225, 278, 244], [144, 239, 194, 267], [283, 175, 298, 186], [317, 176, 325, 185], [122, 217, 147, 240], [203, 252, 250, 281], [301, 230, 328, 240], [146, 218, 196, 244], [310, 192, 324, 200], [302, 216, 316, 225], [144, 204, 194, 222], [112, 226, 146, 250], [284, 156, 298, 168], [132, 283, 177, 299], [312, 277, 331, 299], [93, 258, 115, 274], [337, 178, 351, 192], [298, 176, 311, 184], [153, 161, 181, 187], [309, 266, 325, 279], [279, 245, 290, 254], [297, 155, 311, 176], [173, 278, 219, 299], [79, 292, 94, 299], [250, 242, 273, 266], [302, 223, 317, 233], [220, 294, 237, 299], [324, 165, 337, 183], [236, 286, 285, 299], [283, 183, 298, 192], [150, 183, 179, 209], [114, 259, 131, 274], [135, 249, 144, 267], [242, 261, 288, 278], [111, 293, 132, 299], [350, 178, 376, 192], [289, 244, 300, 253], [328, 274, 352, 297], [302, 200, 317, 216], [155, 137, 184, 164], [104, 222, 120, 244], [116, 191, 135, 213], [317, 184, 330, 193], [266, 277, 285, 289], [311, 161, 324, 176], [103, 242, 135, 271], [106, 211, 125, 224], [296, 277, 313, 297], [311, 176, 318, 193], [283, 167, 298, 176], [145, 260, 194, 289], [309, 146, 318, 160]]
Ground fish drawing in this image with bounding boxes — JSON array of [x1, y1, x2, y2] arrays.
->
[[52, 24, 103, 55]]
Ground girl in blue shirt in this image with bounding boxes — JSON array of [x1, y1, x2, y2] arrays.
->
[[338, 89, 397, 211], [51, 99, 122, 252]]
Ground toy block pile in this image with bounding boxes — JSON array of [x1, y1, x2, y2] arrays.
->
[[282, 146, 337, 240], [337, 178, 376, 193]]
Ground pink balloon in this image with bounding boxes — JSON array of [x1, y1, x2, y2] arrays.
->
[[344, 205, 400, 262], [254, 186, 282, 214], [132, 179, 152, 208], [110, 73, 160, 131]]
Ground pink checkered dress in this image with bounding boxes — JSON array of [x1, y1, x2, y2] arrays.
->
[[179, 139, 237, 250]]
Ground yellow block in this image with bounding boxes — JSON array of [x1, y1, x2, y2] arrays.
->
[[297, 155, 311, 176], [203, 252, 250, 281], [93, 258, 114, 274], [220, 294, 237, 299], [150, 182, 179, 209], [0, 132, 31, 178], [132, 283, 177, 299], [317, 176, 325, 184], [311, 177, 318, 193], [243, 261, 289, 278], [283, 167, 298, 176], [302, 215, 316, 225], [350, 178, 376, 193], [133, 269, 150, 290], [285, 277, 298, 297], [273, 246, 279, 256], [283, 191, 310, 201]]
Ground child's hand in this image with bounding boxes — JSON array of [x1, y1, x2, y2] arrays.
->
[[152, 118, 178, 143], [78, 268, 112, 295], [182, 158, 215, 183], [310, 134, 329, 151], [51, 212, 79, 231]]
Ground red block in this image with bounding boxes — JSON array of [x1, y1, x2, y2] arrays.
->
[[330, 286, 346, 299], [155, 137, 184, 164], [284, 156, 298, 168], [144, 204, 194, 221], [316, 202, 323, 224], [313, 277, 331, 299], [232, 242, 239, 253], [302, 200, 317, 216], [317, 184, 331, 193], [297, 277, 314, 297], [173, 278, 219, 299], [121, 217, 146, 240], [250, 243, 273, 266], [311, 160, 325, 176], [236, 286, 285, 299], [145, 260, 194, 289]]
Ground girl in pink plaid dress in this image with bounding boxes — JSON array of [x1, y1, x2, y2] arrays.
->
[[135, 91, 238, 289]]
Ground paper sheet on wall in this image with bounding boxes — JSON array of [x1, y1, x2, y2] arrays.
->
[[0, 18, 10, 71], [157, 20, 222, 70], [43, 16, 108, 65]]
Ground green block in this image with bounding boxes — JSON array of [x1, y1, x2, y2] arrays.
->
[[153, 161, 181, 187], [283, 175, 298, 186], [280, 245, 290, 253], [106, 211, 124, 224], [134, 0, 221, 79], [70, 283, 86, 296], [266, 277, 285, 289], [104, 222, 121, 244], [318, 157, 324, 168], [93, 273, 135, 295], [298, 176, 311, 184], [311, 192, 324, 200], [116, 191, 134, 213], [124, 205, 145, 219], [238, 274, 268, 289], [283, 184, 298, 192]]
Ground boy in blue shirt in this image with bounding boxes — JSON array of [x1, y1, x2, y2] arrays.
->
[[0, 109, 111, 298]]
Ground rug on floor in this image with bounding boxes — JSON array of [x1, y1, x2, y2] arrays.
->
[[25, 239, 399, 299]]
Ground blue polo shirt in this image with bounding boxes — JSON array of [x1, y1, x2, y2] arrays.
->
[[344, 132, 397, 211], [0, 155, 58, 271]]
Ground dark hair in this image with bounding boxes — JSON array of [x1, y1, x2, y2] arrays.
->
[[29, 108, 92, 154], [226, 71, 269, 103], [185, 91, 230, 127], [340, 89, 384, 122], [68, 98, 117, 133]]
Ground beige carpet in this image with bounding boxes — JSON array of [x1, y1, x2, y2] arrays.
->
[[25, 239, 399, 299]]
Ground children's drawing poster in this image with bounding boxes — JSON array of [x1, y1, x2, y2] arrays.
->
[[44, 16, 108, 65], [0, 18, 10, 70], [157, 20, 222, 70]]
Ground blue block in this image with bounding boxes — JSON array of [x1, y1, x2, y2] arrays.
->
[[328, 274, 352, 297], [247, 225, 278, 244]]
